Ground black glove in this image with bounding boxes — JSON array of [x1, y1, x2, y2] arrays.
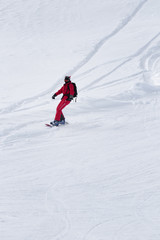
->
[[52, 94, 57, 99], [68, 95, 73, 101]]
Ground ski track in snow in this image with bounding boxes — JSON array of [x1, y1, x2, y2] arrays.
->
[[82, 32, 160, 91], [66, 0, 149, 83], [0, 0, 148, 115]]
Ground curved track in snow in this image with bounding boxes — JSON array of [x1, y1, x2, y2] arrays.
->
[[0, 0, 148, 115]]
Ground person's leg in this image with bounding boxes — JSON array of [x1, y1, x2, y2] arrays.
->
[[54, 99, 70, 121], [60, 112, 65, 121]]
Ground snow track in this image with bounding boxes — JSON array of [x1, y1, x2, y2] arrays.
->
[[0, 0, 148, 115]]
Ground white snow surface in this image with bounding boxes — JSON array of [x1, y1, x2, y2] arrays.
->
[[1, 0, 160, 239]]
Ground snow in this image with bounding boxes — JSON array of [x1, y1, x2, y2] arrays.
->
[[1, 0, 160, 239]]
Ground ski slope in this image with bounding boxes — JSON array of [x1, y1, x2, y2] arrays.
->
[[1, 0, 160, 239]]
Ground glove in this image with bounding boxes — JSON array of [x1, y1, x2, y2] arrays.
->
[[52, 94, 57, 99], [68, 95, 73, 101]]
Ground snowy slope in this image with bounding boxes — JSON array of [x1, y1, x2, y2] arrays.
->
[[1, 0, 160, 239]]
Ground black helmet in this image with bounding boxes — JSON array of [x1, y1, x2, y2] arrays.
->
[[64, 76, 71, 82]]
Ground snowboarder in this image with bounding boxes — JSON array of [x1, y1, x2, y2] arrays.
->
[[50, 76, 75, 126]]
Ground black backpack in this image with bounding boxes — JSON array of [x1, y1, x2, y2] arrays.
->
[[72, 82, 78, 98]]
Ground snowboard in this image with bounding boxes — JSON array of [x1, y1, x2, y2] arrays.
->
[[45, 123, 55, 128], [45, 122, 68, 128]]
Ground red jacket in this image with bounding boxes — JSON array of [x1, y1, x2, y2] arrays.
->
[[55, 82, 74, 99]]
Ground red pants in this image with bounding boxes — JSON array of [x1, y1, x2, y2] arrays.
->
[[54, 98, 70, 121]]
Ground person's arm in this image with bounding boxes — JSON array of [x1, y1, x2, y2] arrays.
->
[[52, 86, 63, 99]]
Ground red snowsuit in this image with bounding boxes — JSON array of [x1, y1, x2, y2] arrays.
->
[[54, 82, 74, 121]]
